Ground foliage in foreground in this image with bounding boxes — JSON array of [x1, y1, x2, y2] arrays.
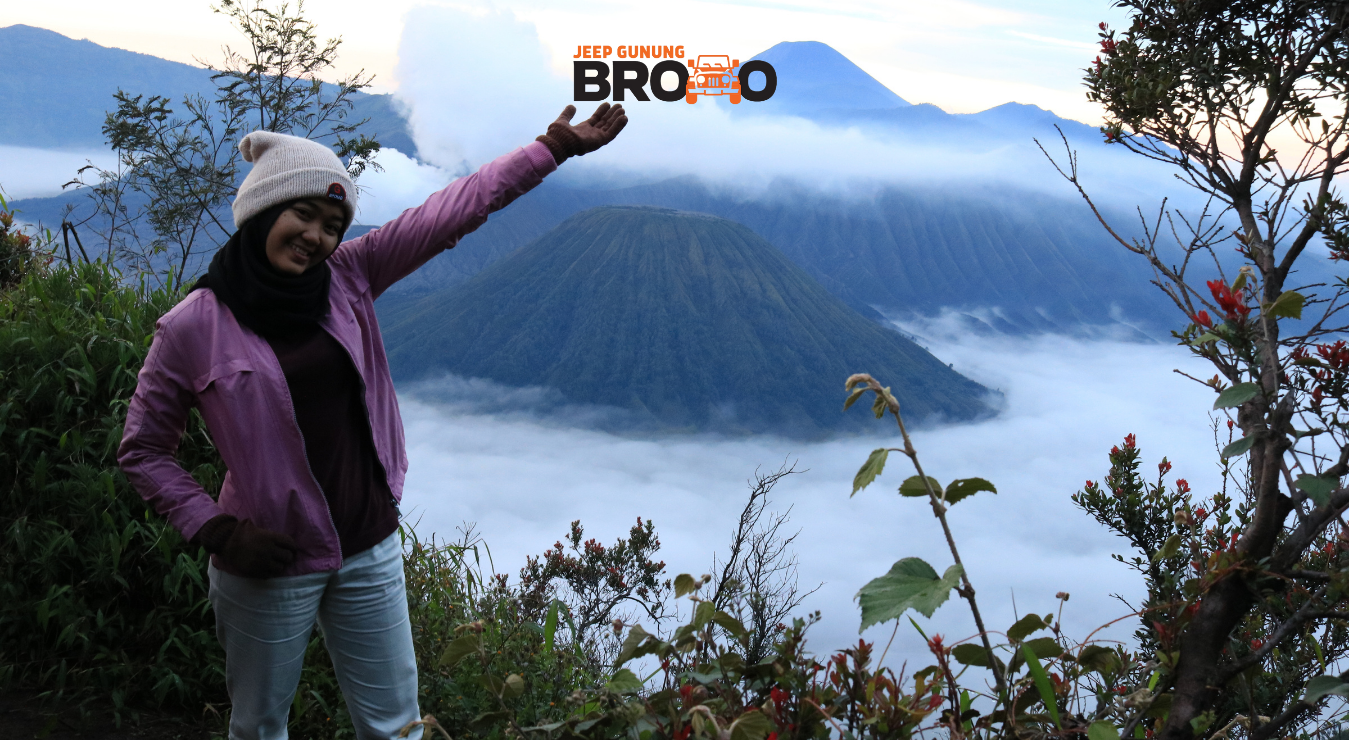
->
[[0, 260, 225, 716]]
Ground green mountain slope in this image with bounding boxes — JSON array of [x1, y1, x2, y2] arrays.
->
[[379, 206, 993, 435]]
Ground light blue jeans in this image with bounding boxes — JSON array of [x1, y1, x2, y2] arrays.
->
[[207, 531, 424, 740]]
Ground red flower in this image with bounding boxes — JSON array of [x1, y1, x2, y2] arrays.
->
[[1176, 479, 1190, 494], [1251, 638, 1264, 650], [1317, 341, 1349, 371], [1159, 459, 1172, 474], [1207, 280, 1251, 321], [1124, 433, 1137, 449], [1192, 311, 1213, 328], [1194, 506, 1206, 520]]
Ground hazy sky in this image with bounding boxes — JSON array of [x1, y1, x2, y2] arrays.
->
[[8, 0, 1129, 124]]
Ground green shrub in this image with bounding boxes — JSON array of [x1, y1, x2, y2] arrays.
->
[[0, 192, 48, 291], [0, 260, 227, 718], [0, 260, 619, 735]]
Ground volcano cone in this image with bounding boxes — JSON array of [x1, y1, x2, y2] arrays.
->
[[380, 205, 993, 435]]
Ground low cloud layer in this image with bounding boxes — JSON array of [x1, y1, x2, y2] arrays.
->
[[397, 325, 1222, 673], [0, 144, 114, 201]]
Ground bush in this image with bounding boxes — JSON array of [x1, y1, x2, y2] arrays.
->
[[0, 192, 48, 291], [0, 260, 631, 735], [0, 260, 226, 717]]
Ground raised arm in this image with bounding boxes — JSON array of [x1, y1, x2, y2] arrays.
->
[[335, 103, 628, 298]]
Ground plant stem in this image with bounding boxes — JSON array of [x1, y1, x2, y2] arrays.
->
[[886, 386, 1007, 697]]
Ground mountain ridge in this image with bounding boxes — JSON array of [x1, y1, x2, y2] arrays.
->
[[0, 23, 417, 155]]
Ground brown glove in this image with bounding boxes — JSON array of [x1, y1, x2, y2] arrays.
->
[[193, 514, 299, 578], [536, 103, 628, 164]]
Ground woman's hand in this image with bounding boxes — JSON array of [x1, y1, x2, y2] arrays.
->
[[536, 103, 628, 164], [194, 514, 299, 578]]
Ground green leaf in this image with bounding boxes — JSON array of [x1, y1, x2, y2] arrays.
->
[[857, 558, 963, 631], [712, 610, 749, 641], [1023, 637, 1064, 661], [1267, 290, 1306, 320], [1213, 382, 1260, 410], [1221, 435, 1256, 459], [729, 710, 775, 740], [899, 475, 941, 498], [1078, 645, 1121, 675], [478, 674, 506, 696], [692, 600, 716, 630], [1153, 534, 1183, 562], [871, 388, 892, 419], [843, 387, 867, 411], [438, 633, 481, 669], [615, 624, 651, 667], [1007, 613, 1047, 642], [606, 668, 643, 694], [1190, 332, 1220, 345], [944, 477, 997, 505], [503, 673, 525, 700], [952, 643, 992, 667], [543, 599, 560, 652], [1297, 474, 1338, 507], [674, 573, 699, 598], [1089, 721, 1121, 740], [853, 449, 889, 496], [1022, 644, 1062, 729], [1305, 675, 1349, 703]]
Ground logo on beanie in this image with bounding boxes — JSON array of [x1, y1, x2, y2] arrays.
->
[[327, 183, 347, 202]]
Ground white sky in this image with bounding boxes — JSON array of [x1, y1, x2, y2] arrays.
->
[[8, 0, 1130, 124]]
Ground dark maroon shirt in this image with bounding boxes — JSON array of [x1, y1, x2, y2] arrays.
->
[[266, 325, 400, 558]]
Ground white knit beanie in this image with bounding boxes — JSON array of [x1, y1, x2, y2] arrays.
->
[[232, 131, 358, 229]]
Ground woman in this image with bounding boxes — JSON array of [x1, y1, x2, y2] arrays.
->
[[118, 102, 627, 740]]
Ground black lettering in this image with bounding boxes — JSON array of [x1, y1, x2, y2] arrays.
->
[[612, 61, 650, 101], [739, 60, 776, 102], [574, 61, 610, 101], [649, 59, 689, 102]]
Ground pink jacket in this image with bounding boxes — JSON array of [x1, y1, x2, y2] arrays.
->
[[118, 142, 557, 575]]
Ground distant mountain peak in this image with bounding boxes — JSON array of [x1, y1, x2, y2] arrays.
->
[[739, 40, 908, 116], [380, 205, 992, 436]]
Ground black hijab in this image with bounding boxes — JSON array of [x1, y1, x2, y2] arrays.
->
[[193, 200, 334, 338]]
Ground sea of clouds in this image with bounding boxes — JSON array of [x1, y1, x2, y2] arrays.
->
[[367, 6, 1232, 677], [396, 320, 1225, 676]]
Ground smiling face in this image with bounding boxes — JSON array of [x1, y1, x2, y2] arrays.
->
[[264, 198, 347, 275]]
